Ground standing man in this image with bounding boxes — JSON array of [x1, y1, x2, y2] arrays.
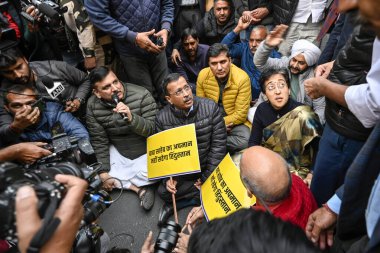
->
[[155, 73, 227, 225], [87, 67, 157, 211], [222, 15, 281, 100], [85, 0, 174, 103], [197, 43, 251, 153]]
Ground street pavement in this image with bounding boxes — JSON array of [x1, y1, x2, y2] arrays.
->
[[99, 185, 193, 252]]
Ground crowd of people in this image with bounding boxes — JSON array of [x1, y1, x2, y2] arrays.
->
[[0, 0, 379, 252]]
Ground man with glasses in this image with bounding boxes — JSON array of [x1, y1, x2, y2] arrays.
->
[[155, 73, 227, 225], [254, 24, 325, 124], [197, 43, 251, 153], [86, 66, 157, 211]]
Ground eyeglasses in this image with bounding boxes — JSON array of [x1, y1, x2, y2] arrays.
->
[[170, 84, 191, 96], [265, 81, 287, 91]]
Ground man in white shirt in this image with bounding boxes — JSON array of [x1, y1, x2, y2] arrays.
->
[[278, 0, 327, 56]]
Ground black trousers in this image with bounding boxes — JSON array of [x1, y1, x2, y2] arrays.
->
[[157, 178, 200, 204]]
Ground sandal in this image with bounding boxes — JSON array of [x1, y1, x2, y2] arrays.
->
[[137, 187, 155, 211]]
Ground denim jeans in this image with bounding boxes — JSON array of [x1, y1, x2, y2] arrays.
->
[[311, 123, 365, 206]]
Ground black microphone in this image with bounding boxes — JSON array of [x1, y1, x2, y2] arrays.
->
[[41, 76, 66, 103], [111, 92, 129, 121]]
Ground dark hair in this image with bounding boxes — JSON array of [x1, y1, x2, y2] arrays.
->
[[259, 68, 290, 94], [0, 47, 25, 69], [89, 66, 111, 87], [161, 73, 182, 96], [3, 84, 36, 105], [181, 28, 199, 43], [207, 43, 230, 59], [213, 0, 231, 5], [188, 209, 322, 253]]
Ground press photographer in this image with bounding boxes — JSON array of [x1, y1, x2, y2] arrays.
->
[[16, 174, 87, 253], [1, 85, 89, 147], [0, 44, 92, 145], [20, 0, 99, 70]]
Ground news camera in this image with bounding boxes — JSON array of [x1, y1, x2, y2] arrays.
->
[[37, 122, 97, 166], [0, 160, 112, 241], [20, 0, 67, 25]]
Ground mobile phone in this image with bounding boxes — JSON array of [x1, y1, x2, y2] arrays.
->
[[31, 98, 45, 112]]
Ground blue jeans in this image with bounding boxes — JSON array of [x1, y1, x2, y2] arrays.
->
[[311, 123, 365, 206]]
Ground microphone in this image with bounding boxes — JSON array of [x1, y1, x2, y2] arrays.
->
[[41, 76, 65, 101], [111, 92, 129, 121]]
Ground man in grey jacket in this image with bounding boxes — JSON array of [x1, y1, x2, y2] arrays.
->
[[87, 66, 157, 211], [254, 24, 325, 124]]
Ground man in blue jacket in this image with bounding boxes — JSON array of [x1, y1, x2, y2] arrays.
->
[[3, 85, 89, 144], [84, 0, 174, 104], [221, 15, 280, 101]]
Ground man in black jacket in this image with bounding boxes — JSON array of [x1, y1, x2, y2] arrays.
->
[[155, 73, 227, 225]]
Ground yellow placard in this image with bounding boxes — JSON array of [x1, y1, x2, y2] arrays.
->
[[201, 154, 256, 221], [147, 124, 201, 180]]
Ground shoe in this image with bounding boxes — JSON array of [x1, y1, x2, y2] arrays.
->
[[138, 187, 155, 211], [158, 203, 174, 227]]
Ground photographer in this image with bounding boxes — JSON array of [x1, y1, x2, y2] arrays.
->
[[22, 0, 100, 70], [15, 174, 87, 253], [1, 85, 89, 146]]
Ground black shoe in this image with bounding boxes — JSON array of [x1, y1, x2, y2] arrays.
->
[[158, 203, 174, 227]]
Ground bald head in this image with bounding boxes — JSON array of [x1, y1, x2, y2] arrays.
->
[[240, 146, 291, 204]]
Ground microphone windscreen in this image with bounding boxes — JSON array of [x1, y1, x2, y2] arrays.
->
[[111, 93, 119, 104], [41, 76, 54, 89]]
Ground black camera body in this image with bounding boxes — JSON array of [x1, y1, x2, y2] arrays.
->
[[0, 161, 80, 241], [21, 0, 66, 24], [39, 132, 97, 166], [156, 36, 164, 47]]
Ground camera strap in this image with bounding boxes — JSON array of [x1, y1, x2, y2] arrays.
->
[[27, 196, 61, 253]]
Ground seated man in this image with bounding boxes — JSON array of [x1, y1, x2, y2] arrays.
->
[[0, 46, 92, 144], [171, 28, 209, 91], [187, 146, 318, 230], [221, 16, 281, 100], [197, 43, 251, 153], [248, 68, 322, 181], [254, 25, 325, 124], [3, 85, 89, 144], [87, 67, 157, 211], [155, 73, 227, 225], [241, 146, 318, 229]]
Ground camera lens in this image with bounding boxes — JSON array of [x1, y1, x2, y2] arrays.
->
[[154, 221, 181, 253]]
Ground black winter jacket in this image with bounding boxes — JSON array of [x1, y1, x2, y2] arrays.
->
[[326, 22, 375, 141], [86, 82, 157, 172], [272, 0, 298, 25], [155, 96, 227, 182]]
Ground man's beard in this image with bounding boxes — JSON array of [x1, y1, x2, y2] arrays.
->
[[289, 66, 307, 75]]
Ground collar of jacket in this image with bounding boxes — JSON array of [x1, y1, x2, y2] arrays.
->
[[169, 96, 200, 119]]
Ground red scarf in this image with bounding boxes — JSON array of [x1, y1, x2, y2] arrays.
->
[[253, 174, 317, 230]]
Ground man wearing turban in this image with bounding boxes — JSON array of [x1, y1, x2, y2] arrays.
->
[[254, 25, 325, 124]]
